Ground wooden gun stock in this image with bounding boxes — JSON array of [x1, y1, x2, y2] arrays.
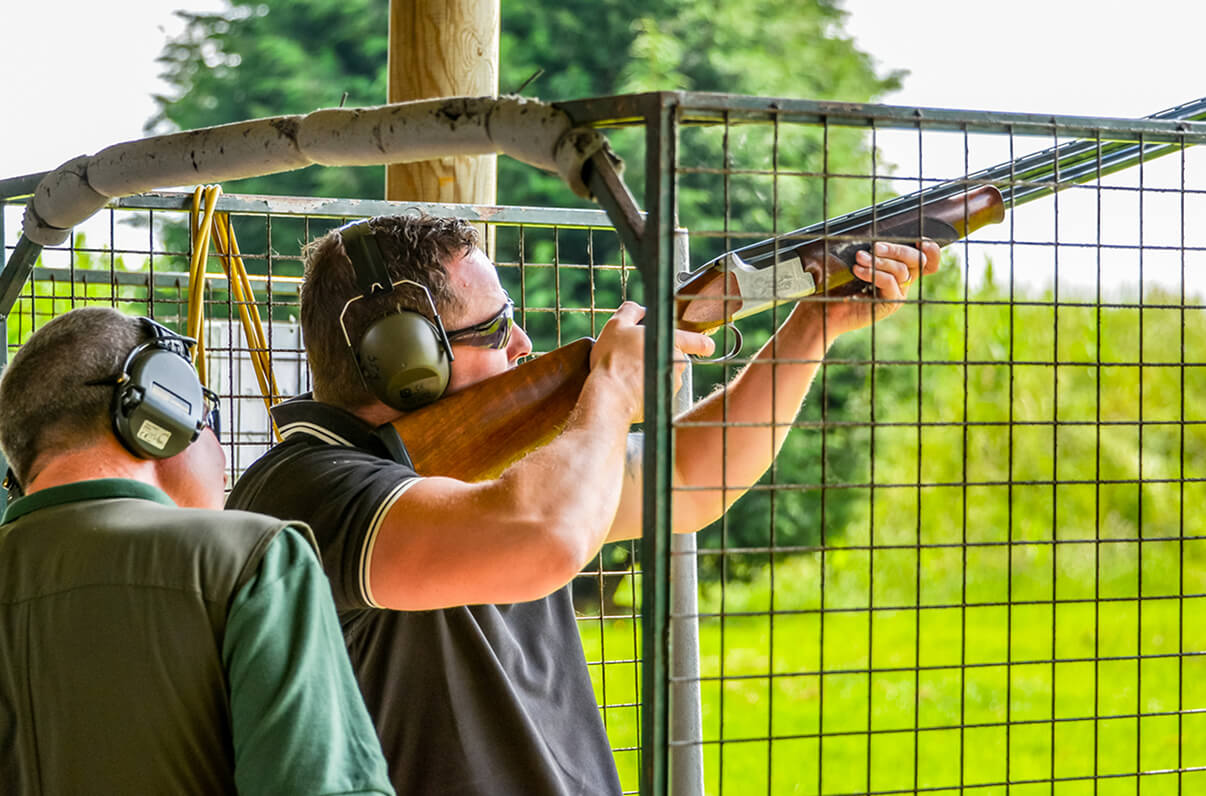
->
[[395, 186, 1007, 481], [392, 337, 593, 482], [675, 185, 1006, 333]]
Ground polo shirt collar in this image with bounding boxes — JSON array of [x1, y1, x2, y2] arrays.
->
[[269, 393, 412, 466], [3, 478, 175, 524]]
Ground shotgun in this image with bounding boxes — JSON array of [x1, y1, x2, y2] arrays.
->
[[676, 184, 1005, 333], [395, 185, 1006, 482]]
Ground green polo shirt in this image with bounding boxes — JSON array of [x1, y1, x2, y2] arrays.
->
[[0, 478, 393, 795]]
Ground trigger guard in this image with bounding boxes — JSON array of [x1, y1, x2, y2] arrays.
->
[[690, 323, 742, 364]]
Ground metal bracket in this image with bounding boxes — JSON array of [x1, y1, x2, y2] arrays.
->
[[582, 148, 646, 275], [0, 237, 44, 321]]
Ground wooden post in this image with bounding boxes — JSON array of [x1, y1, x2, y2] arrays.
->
[[386, 0, 500, 205]]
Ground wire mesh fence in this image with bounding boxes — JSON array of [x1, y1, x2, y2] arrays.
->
[[4, 93, 1206, 795], [656, 95, 1206, 795]]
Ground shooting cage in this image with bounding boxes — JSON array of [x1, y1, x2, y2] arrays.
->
[[4, 91, 1206, 795]]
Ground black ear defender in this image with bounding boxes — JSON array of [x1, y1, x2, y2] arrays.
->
[[110, 318, 210, 459], [337, 219, 455, 411]]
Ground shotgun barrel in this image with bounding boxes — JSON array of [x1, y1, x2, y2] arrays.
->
[[674, 95, 1206, 335]]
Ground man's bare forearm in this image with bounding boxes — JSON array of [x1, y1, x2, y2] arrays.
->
[[606, 302, 830, 541], [668, 301, 830, 531]]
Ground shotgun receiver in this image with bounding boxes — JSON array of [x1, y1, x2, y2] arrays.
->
[[395, 186, 1005, 481]]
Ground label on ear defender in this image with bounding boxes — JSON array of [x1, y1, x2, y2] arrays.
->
[[136, 420, 172, 451]]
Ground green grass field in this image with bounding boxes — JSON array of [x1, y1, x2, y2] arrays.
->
[[581, 542, 1206, 794], [578, 275, 1206, 794]]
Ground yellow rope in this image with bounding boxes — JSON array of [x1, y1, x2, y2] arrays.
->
[[186, 187, 220, 384], [188, 185, 282, 440]]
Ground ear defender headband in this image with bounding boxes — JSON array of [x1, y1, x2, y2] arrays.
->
[[337, 219, 455, 411], [109, 318, 214, 459]]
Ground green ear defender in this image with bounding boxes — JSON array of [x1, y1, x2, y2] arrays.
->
[[356, 311, 451, 410], [337, 219, 455, 411]]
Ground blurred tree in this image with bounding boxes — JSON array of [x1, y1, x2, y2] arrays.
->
[[151, 0, 901, 209], [149, 0, 388, 198]]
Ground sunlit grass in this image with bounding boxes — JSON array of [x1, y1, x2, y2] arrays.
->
[[582, 542, 1206, 794]]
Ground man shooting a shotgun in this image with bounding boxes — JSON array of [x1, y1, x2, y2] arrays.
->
[[227, 213, 939, 794]]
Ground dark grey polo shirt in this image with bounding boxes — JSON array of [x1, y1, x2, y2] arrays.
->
[[227, 395, 621, 795]]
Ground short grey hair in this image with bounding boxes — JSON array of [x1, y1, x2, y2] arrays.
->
[[0, 307, 150, 485]]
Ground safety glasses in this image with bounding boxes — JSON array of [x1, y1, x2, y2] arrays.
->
[[444, 298, 515, 351], [201, 387, 222, 441]]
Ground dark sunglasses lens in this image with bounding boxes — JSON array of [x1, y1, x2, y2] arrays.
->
[[475, 316, 513, 350], [202, 389, 221, 440], [447, 303, 514, 350]]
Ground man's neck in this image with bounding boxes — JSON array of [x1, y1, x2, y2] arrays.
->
[[24, 441, 160, 497], [353, 402, 404, 429], [314, 391, 401, 429]]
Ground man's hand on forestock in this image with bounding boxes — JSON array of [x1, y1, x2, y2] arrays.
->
[[817, 238, 941, 347]]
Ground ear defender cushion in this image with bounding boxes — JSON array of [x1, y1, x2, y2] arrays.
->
[[113, 345, 205, 459], [357, 311, 451, 411]]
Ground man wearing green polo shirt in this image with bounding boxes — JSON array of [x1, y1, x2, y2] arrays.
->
[[0, 307, 393, 795]]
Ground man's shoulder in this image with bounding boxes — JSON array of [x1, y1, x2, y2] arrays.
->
[[229, 435, 416, 506], [226, 434, 419, 574], [134, 506, 301, 599], [107, 500, 293, 557], [0, 498, 296, 605]]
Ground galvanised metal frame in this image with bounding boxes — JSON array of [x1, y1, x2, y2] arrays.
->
[[640, 92, 681, 796]]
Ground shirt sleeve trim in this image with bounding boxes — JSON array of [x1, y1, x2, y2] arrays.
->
[[358, 476, 423, 608]]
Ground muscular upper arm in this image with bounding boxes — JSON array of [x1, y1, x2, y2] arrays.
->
[[367, 475, 586, 610], [367, 375, 641, 608]]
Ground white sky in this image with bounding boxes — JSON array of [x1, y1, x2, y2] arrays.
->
[[843, 0, 1204, 119], [1, 0, 224, 179], [3, 0, 1204, 294], [841, 0, 1206, 297]]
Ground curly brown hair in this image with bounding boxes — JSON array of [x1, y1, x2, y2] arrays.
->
[[300, 213, 477, 410]]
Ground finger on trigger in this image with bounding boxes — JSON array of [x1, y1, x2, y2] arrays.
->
[[925, 240, 941, 273], [675, 329, 715, 358]]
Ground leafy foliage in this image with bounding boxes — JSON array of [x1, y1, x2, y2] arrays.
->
[[149, 0, 388, 198], [6, 234, 172, 349], [151, 0, 901, 212], [585, 266, 1206, 608]]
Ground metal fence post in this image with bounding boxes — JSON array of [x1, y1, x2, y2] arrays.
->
[[670, 228, 704, 796], [640, 92, 679, 796]]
